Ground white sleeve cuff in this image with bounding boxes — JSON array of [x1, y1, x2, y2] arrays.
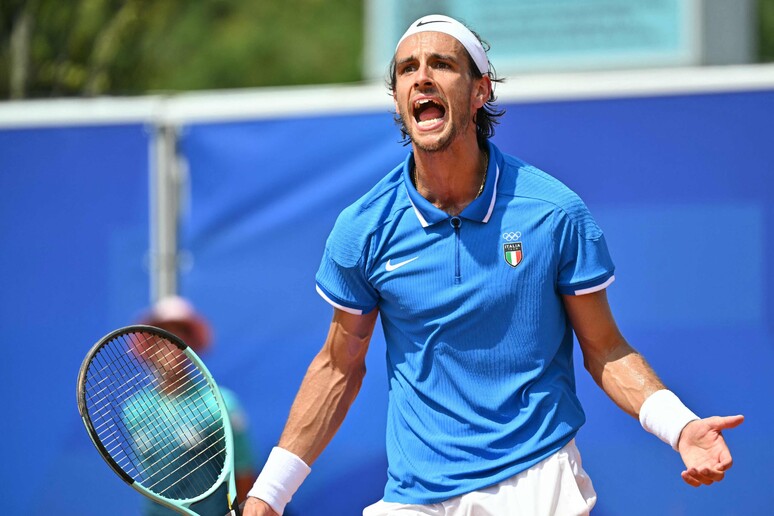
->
[[639, 389, 699, 450], [247, 447, 311, 515]]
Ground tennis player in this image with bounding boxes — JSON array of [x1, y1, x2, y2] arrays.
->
[[242, 14, 743, 516]]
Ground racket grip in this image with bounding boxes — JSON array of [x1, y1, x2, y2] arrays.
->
[[229, 499, 243, 516]]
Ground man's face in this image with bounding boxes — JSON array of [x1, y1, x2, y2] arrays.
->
[[392, 32, 489, 152], [129, 331, 186, 390]]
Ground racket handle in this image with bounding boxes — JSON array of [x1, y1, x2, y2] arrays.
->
[[229, 500, 243, 516]]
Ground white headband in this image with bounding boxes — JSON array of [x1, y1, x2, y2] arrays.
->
[[396, 14, 489, 75]]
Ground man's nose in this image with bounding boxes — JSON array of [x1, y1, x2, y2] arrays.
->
[[414, 62, 433, 87]]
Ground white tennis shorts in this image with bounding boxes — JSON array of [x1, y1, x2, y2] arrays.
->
[[363, 439, 596, 516]]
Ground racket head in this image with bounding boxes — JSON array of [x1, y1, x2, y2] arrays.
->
[[76, 325, 238, 515]]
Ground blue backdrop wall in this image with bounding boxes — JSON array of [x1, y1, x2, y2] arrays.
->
[[0, 124, 152, 513], [1, 88, 771, 514]]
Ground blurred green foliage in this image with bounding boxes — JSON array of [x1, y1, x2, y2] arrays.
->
[[1, 0, 364, 98], [762, 0, 774, 61], [1, 0, 773, 99]]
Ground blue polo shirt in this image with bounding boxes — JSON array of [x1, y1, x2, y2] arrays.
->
[[315, 141, 615, 504]]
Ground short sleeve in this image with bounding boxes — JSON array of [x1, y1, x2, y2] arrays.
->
[[316, 247, 378, 314], [555, 201, 616, 296], [314, 208, 379, 314]]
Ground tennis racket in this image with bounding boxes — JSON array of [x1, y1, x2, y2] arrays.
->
[[77, 325, 241, 515]]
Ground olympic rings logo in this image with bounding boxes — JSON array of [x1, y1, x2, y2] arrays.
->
[[502, 231, 522, 241]]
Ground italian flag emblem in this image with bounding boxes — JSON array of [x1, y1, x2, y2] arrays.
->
[[504, 242, 523, 267]]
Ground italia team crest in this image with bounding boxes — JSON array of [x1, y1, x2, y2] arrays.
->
[[503, 242, 523, 267]]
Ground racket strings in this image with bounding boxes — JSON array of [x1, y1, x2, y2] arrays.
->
[[88, 344, 205, 452], [83, 331, 228, 501], [127, 332, 226, 496], [138, 394, 225, 482], [128, 336, 225, 498], [147, 429, 228, 494]]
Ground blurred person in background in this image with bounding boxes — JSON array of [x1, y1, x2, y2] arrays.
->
[[242, 14, 742, 516], [138, 295, 257, 515]]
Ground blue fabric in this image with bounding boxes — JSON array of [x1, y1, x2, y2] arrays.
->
[[315, 142, 615, 503]]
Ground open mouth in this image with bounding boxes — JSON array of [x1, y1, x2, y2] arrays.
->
[[413, 98, 446, 128]]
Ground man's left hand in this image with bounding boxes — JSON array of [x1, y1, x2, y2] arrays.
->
[[677, 415, 744, 486]]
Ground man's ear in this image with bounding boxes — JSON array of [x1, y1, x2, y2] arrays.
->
[[474, 76, 492, 109]]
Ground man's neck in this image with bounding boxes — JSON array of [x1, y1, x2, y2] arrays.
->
[[413, 137, 487, 216]]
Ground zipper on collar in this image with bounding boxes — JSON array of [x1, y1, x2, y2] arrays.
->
[[450, 216, 461, 284]]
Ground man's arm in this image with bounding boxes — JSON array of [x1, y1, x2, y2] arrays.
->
[[562, 289, 743, 487], [243, 307, 379, 516]]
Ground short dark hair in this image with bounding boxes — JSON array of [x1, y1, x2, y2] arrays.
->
[[387, 27, 505, 149]]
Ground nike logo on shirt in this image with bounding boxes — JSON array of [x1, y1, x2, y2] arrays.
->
[[385, 257, 419, 272]]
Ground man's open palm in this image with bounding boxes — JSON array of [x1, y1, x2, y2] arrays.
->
[[678, 415, 744, 487]]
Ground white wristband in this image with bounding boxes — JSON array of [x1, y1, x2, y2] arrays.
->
[[247, 447, 311, 515], [639, 389, 699, 450]]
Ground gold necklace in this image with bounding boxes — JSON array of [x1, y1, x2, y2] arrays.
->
[[476, 153, 488, 198]]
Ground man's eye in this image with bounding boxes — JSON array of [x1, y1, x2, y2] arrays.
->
[[401, 65, 416, 74]]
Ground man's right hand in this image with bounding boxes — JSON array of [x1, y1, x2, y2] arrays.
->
[[241, 497, 279, 516]]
